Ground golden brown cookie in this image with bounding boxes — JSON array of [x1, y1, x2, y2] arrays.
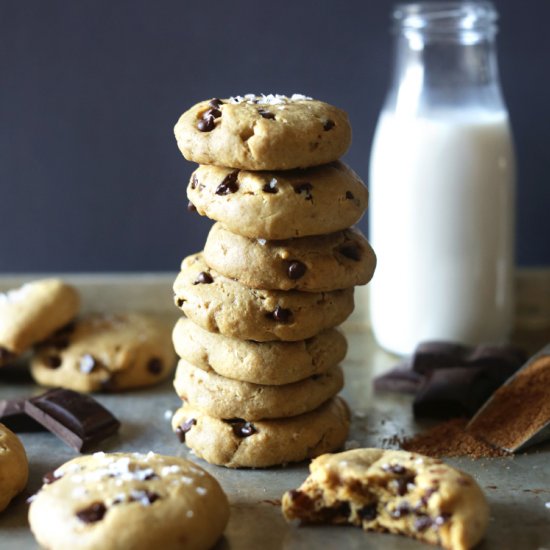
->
[[0, 423, 28, 512]]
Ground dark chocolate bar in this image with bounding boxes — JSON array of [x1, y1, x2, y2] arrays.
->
[[23, 388, 120, 452], [372, 362, 425, 394], [0, 397, 45, 431]]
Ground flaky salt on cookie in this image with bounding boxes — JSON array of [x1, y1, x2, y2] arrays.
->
[[282, 448, 488, 550]]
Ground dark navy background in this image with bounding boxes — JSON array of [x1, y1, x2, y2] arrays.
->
[[1, 0, 548, 272]]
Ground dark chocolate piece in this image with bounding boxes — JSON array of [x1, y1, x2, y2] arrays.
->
[[287, 260, 307, 280], [76, 502, 107, 523], [23, 388, 120, 452], [176, 418, 196, 442], [223, 417, 257, 438], [263, 178, 278, 194], [0, 397, 45, 432], [266, 305, 293, 323], [209, 98, 224, 108], [323, 119, 335, 131], [258, 108, 275, 119], [193, 271, 214, 285], [146, 358, 163, 375], [216, 171, 239, 195]]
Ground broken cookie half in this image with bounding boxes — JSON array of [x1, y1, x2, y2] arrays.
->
[[282, 448, 488, 550]]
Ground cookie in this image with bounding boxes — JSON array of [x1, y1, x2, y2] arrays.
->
[[174, 254, 354, 342], [30, 313, 176, 392], [0, 423, 28, 512], [174, 94, 351, 171], [0, 279, 79, 365], [188, 162, 368, 240], [204, 223, 376, 292], [172, 317, 347, 385], [171, 397, 350, 468], [174, 358, 344, 420], [28, 452, 229, 550], [282, 448, 489, 550]]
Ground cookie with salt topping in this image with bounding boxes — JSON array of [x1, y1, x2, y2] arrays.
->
[[174, 94, 351, 170], [0, 423, 28, 512], [30, 312, 176, 392], [0, 279, 79, 366], [28, 452, 229, 550]]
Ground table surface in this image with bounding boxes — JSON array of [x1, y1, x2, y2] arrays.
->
[[0, 275, 549, 550]]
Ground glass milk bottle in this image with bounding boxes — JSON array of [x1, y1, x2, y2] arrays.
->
[[369, 2, 515, 356]]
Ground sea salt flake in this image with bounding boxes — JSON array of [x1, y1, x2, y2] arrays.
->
[[186, 510, 194, 518], [196, 487, 207, 496], [164, 409, 174, 421]]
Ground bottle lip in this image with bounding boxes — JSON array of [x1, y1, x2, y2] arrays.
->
[[393, 1, 498, 34]]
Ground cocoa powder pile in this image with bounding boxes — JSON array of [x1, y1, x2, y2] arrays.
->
[[401, 418, 510, 458], [467, 354, 550, 450]]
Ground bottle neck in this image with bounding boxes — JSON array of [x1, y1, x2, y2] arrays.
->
[[386, 2, 506, 116]]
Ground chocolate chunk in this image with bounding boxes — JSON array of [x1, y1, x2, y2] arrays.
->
[[45, 355, 62, 369], [266, 305, 293, 323], [176, 297, 184, 307], [258, 108, 275, 119], [193, 271, 213, 285], [176, 418, 196, 442], [147, 358, 163, 375], [209, 98, 224, 108], [216, 171, 239, 195], [0, 398, 45, 432], [288, 489, 314, 511], [223, 418, 257, 438], [338, 243, 361, 261], [287, 260, 307, 280], [23, 388, 120, 452], [323, 119, 335, 131], [197, 115, 215, 132], [358, 502, 377, 521], [76, 502, 106, 523], [390, 502, 411, 518], [394, 476, 415, 496], [373, 363, 425, 394], [345, 191, 355, 200], [204, 107, 221, 119], [263, 178, 278, 194], [294, 182, 313, 201], [187, 201, 197, 213], [414, 515, 433, 531], [79, 354, 99, 374]]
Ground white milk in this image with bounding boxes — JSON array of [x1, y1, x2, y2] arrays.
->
[[368, 109, 515, 356]]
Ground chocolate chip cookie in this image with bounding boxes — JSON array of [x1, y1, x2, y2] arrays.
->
[[0, 279, 79, 366], [174, 94, 351, 170], [204, 223, 376, 292], [174, 358, 344, 420], [172, 317, 347, 385], [282, 448, 489, 550], [172, 397, 350, 468], [0, 423, 28, 512], [174, 253, 354, 342], [28, 452, 229, 550], [31, 313, 176, 392], [187, 162, 368, 239]]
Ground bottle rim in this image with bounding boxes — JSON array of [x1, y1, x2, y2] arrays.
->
[[393, 1, 498, 34]]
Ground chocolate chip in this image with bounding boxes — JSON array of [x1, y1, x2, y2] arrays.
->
[[79, 354, 98, 374], [288, 489, 314, 511], [42, 471, 60, 485], [197, 115, 215, 132], [144, 472, 158, 481], [358, 502, 377, 521], [266, 305, 293, 323], [382, 463, 407, 475], [209, 98, 224, 108], [147, 358, 163, 375], [215, 171, 239, 195], [414, 515, 433, 531], [287, 260, 307, 280], [223, 417, 257, 438], [345, 191, 355, 200], [294, 182, 313, 201], [187, 201, 197, 213], [191, 174, 199, 189], [76, 502, 107, 523], [258, 108, 275, 119], [193, 271, 213, 285], [204, 107, 221, 119], [130, 490, 160, 504], [339, 243, 361, 261], [45, 355, 62, 369], [176, 418, 196, 442], [176, 298, 184, 307], [324, 119, 335, 131], [390, 502, 411, 518], [263, 178, 278, 194]]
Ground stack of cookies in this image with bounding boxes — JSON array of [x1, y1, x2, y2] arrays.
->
[[171, 94, 376, 468]]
